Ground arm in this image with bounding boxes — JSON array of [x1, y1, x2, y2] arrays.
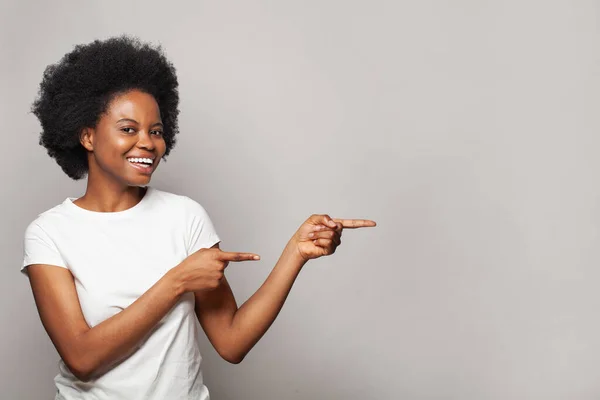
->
[[194, 240, 306, 364], [27, 263, 184, 381], [193, 214, 376, 364]]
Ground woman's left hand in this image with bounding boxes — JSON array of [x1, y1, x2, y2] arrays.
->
[[291, 214, 376, 262]]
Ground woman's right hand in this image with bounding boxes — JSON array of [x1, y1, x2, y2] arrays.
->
[[171, 247, 260, 293]]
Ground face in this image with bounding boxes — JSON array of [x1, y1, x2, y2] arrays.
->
[[80, 89, 166, 187]]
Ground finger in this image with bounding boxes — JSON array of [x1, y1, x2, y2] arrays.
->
[[334, 222, 343, 234], [309, 230, 341, 246], [217, 251, 261, 261], [312, 223, 342, 232], [308, 230, 337, 240], [313, 238, 333, 247], [332, 219, 377, 229], [311, 214, 338, 229], [333, 234, 341, 246]]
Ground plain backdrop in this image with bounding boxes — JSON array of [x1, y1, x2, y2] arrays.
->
[[2, 1, 600, 399]]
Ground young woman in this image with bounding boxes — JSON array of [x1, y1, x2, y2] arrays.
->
[[22, 35, 376, 400]]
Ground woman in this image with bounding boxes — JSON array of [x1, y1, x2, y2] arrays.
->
[[22, 35, 376, 399]]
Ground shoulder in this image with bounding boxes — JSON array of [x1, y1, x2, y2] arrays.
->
[[149, 187, 205, 209], [148, 187, 212, 219], [22, 202, 71, 270], [24, 201, 71, 238]]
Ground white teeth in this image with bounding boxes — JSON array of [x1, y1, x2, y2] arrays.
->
[[127, 157, 153, 165]]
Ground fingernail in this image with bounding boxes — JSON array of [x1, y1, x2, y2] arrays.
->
[[254, 255, 260, 260], [308, 232, 314, 238], [329, 221, 336, 227]]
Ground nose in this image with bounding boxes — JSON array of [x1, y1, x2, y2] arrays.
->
[[136, 130, 155, 150]]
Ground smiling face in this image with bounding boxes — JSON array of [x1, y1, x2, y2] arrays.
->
[[80, 89, 167, 188]]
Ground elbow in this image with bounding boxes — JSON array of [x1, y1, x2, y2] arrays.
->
[[224, 354, 245, 364], [63, 354, 97, 382], [217, 347, 246, 364], [65, 360, 94, 382], [223, 355, 245, 364], [61, 331, 116, 382], [73, 371, 94, 383]]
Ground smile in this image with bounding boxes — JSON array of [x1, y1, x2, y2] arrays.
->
[[126, 157, 154, 174]]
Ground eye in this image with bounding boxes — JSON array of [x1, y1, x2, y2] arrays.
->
[[151, 130, 164, 136], [121, 127, 136, 134]]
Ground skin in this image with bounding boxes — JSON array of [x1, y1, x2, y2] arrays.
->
[[26, 89, 377, 382]]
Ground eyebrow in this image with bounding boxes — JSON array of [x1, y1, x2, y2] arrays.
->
[[117, 118, 163, 127]]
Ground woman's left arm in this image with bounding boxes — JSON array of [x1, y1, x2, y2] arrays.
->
[[194, 214, 376, 364]]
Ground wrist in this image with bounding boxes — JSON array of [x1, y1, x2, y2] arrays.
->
[[164, 264, 186, 298], [285, 239, 309, 268]]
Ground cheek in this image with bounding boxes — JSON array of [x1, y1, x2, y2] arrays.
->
[[94, 137, 132, 166], [113, 136, 134, 153], [156, 139, 167, 156]]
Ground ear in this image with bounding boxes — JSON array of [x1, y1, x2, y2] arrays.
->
[[79, 127, 94, 151]]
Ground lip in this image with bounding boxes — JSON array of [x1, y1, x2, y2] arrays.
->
[[127, 159, 155, 175]]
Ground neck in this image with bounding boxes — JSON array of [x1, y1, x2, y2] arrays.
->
[[75, 181, 146, 213]]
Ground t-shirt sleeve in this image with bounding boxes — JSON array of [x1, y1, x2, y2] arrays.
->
[[22, 220, 68, 275], [184, 197, 221, 256]]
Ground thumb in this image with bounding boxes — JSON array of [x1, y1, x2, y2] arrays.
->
[[309, 214, 338, 229]]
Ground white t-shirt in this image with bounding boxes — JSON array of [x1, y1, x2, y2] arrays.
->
[[21, 186, 221, 400]]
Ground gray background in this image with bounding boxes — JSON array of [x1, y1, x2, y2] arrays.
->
[[1, 1, 599, 399]]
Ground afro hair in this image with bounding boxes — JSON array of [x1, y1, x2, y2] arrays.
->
[[31, 34, 180, 180]]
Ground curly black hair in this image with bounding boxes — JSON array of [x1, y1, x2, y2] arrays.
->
[[31, 34, 180, 180]]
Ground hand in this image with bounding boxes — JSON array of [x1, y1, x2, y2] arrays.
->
[[174, 248, 260, 292], [292, 214, 377, 262]]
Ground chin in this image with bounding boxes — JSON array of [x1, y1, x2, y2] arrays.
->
[[124, 175, 152, 187]]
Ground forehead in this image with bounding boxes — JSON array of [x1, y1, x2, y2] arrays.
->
[[106, 90, 161, 120]]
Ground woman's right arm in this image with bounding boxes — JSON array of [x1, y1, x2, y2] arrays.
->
[[27, 264, 183, 382], [26, 248, 258, 382]]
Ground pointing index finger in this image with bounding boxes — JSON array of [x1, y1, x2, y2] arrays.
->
[[217, 251, 261, 261], [332, 219, 377, 229]]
